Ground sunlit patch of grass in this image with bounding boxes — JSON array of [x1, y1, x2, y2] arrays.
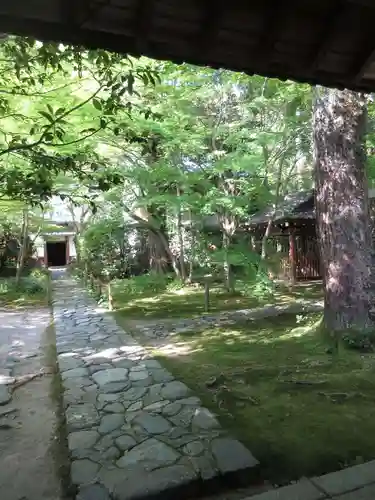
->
[[0, 277, 49, 308], [113, 281, 322, 320], [144, 313, 375, 483]]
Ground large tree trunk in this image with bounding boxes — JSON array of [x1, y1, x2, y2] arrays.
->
[[148, 229, 181, 278], [148, 229, 169, 274], [313, 87, 374, 332]]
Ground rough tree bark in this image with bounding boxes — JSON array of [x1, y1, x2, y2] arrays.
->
[[313, 87, 375, 332]]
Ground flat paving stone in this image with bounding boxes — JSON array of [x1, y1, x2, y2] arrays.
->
[[100, 381, 130, 393], [92, 368, 129, 386], [247, 479, 325, 500], [113, 464, 199, 500], [134, 412, 172, 434], [335, 484, 375, 499], [103, 402, 124, 413], [211, 438, 259, 473], [115, 434, 137, 451], [66, 404, 100, 431], [58, 354, 85, 371], [183, 441, 205, 456], [129, 370, 149, 381], [116, 437, 180, 470], [71, 459, 100, 485], [77, 484, 111, 500], [161, 381, 190, 400], [98, 414, 124, 434], [68, 430, 99, 451], [311, 460, 375, 496], [61, 367, 89, 379], [0, 385, 11, 405], [192, 407, 220, 430], [52, 275, 259, 500]]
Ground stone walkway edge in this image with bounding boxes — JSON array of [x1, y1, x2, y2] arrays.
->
[[52, 275, 259, 500], [245, 459, 375, 499]]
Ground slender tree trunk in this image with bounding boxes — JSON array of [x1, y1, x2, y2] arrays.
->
[[188, 214, 195, 282], [222, 230, 234, 293], [261, 219, 273, 260], [16, 208, 29, 285], [176, 186, 187, 282], [260, 157, 284, 260], [73, 233, 81, 264], [314, 87, 374, 332]]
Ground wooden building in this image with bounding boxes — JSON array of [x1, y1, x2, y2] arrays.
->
[[249, 189, 375, 282], [32, 222, 77, 267]]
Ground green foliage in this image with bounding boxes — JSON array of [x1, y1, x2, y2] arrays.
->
[[81, 214, 135, 279], [341, 329, 375, 352], [112, 272, 176, 299], [240, 270, 275, 300], [0, 270, 48, 304], [0, 36, 159, 203], [152, 312, 375, 482]]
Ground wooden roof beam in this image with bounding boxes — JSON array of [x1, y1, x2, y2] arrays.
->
[[309, 1, 345, 73], [194, 0, 223, 58], [350, 9, 375, 84], [134, 0, 154, 54], [353, 46, 375, 84], [250, 0, 287, 68], [64, 0, 109, 27]]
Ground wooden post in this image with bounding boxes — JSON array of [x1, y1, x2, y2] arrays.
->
[[204, 280, 210, 312], [44, 241, 48, 268], [289, 227, 297, 285], [108, 282, 113, 311], [65, 235, 69, 265]]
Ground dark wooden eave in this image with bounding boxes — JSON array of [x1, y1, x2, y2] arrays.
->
[[2, 0, 375, 91]]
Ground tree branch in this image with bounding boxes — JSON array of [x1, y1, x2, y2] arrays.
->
[[0, 85, 104, 157]]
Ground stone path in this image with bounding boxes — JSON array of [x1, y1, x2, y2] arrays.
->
[[133, 300, 324, 343], [245, 459, 375, 499], [52, 274, 259, 500], [0, 306, 68, 500]]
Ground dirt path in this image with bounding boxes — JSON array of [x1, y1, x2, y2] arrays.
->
[[0, 308, 70, 500]]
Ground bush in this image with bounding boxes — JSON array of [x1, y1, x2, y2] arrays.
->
[[20, 277, 45, 294], [0, 274, 47, 299], [112, 273, 177, 299], [342, 329, 375, 352]]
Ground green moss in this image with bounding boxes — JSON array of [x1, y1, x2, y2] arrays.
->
[[113, 282, 322, 320], [126, 312, 375, 483]]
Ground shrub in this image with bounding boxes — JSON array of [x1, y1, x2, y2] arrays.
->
[[342, 329, 375, 352], [112, 273, 175, 299], [20, 277, 46, 294], [0, 274, 47, 298]]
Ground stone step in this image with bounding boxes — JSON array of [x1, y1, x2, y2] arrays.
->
[[52, 277, 259, 500]]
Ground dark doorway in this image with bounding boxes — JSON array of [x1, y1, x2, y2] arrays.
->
[[46, 241, 67, 267]]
